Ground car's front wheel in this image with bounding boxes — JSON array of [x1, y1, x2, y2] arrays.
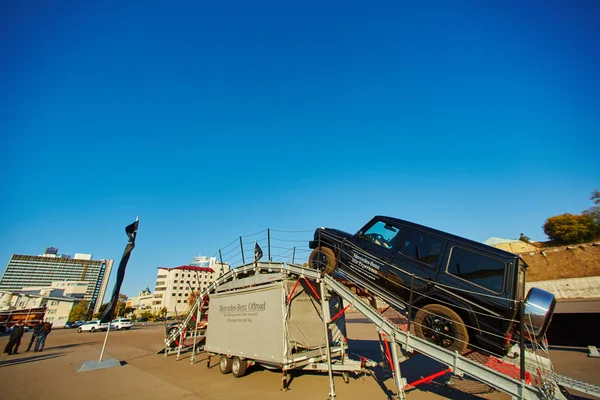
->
[[309, 247, 337, 275], [77, 327, 82, 333], [90, 327, 96, 332], [414, 304, 469, 353]]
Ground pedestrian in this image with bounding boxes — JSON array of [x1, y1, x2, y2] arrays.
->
[[3, 321, 25, 355], [26, 320, 44, 352], [34, 321, 52, 352]]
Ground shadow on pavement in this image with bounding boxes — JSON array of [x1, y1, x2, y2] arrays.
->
[[347, 339, 497, 399], [44, 341, 101, 351], [0, 352, 66, 368]]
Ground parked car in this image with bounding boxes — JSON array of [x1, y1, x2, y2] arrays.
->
[[77, 320, 109, 333], [309, 215, 556, 355], [136, 317, 149, 323], [110, 318, 133, 330], [64, 321, 76, 329], [74, 321, 85, 327]]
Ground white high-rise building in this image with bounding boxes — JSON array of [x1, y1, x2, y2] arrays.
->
[[152, 256, 229, 315], [0, 249, 113, 314]]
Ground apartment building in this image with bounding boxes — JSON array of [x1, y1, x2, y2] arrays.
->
[[152, 256, 229, 315]]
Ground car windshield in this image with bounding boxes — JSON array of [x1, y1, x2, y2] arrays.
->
[[361, 221, 399, 248], [122, 319, 131, 322]]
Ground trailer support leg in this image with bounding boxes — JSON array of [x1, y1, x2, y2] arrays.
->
[[390, 338, 406, 400], [206, 354, 211, 369], [281, 370, 289, 392], [320, 280, 336, 399]]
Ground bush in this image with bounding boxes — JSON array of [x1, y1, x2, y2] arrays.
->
[[543, 213, 600, 244]]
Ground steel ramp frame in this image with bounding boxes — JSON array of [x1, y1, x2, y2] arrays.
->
[[163, 262, 599, 399]]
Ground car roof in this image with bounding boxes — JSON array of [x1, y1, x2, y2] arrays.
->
[[375, 215, 519, 260]]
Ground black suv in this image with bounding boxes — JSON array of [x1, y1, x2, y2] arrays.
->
[[309, 216, 556, 355]]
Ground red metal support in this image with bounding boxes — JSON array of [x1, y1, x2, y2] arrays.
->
[[302, 277, 320, 301], [329, 303, 352, 323], [381, 333, 394, 374], [404, 368, 453, 390], [286, 279, 300, 304]]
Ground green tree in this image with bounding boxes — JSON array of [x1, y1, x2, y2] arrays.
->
[[93, 302, 109, 319], [122, 307, 136, 316], [591, 189, 600, 205], [68, 301, 90, 321], [140, 311, 153, 320], [584, 188, 600, 225], [543, 213, 599, 244]]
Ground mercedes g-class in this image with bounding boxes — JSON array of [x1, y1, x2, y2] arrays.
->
[[309, 216, 556, 355]]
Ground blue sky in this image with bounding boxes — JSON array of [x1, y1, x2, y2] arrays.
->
[[1, 1, 598, 299]]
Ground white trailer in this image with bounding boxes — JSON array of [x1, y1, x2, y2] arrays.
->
[[202, 272, 362, 388]]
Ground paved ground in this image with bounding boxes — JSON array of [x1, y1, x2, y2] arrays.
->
[[1, 315, 598, 400]]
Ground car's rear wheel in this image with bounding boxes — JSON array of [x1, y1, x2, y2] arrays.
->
[[167, 326, 180, 348], [414, 304, 469, 353], [309, 247, 336, 275], [232, 357, 247, 378], [219, 355, 232, 374], [90, 327, 96, 332]]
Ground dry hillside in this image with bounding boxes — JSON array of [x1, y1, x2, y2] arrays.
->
[[521, 243, 600, 282]]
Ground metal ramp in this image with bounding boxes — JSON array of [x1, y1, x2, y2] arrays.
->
[[161, 262, 600, 399], [553, 373, 600, 399]]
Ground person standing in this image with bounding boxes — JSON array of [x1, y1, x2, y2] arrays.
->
[[26, 320, 44, 352], [4, 321, 25, 355], [34, 321, 52, 352]]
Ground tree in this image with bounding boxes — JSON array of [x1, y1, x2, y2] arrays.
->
[[584, 188, 600, 225], [187, 291, 201, 306], [542, 213, 599, 244], [122, 307, 136, 316], [591, 189, 600, 205], [140, 311, 153, 320], [68, 301, 90, 322], [93, 302, 109, 319]]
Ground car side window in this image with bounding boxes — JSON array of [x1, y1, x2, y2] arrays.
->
[[447, 246, 506, 293], [398, 229, 443, 267], [361, 221, 399, 249]]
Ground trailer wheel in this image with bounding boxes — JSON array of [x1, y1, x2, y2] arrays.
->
[[309, 247, 336, 275], [232, 357, 247, 378], [219, 355, 232, 374], [414, 304, 469, 353]]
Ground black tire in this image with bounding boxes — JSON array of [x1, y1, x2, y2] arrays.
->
[[219, 355, 232, 374], [167, 326, 180, 348], [414, 304, 469, 353], [90, 327, 96, 332], [309, 247, 336, 275], [231, 357, 247, 378], [77, 327, 82, 333]]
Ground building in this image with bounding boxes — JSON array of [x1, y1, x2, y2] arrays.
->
[[126, 288, 154, 315], [0, 289, 77, 328], [0, 248, 113, 314], [152, 256, 230, 315]]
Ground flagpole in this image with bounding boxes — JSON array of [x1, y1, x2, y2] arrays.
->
[[99, 321, 111, 362]]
